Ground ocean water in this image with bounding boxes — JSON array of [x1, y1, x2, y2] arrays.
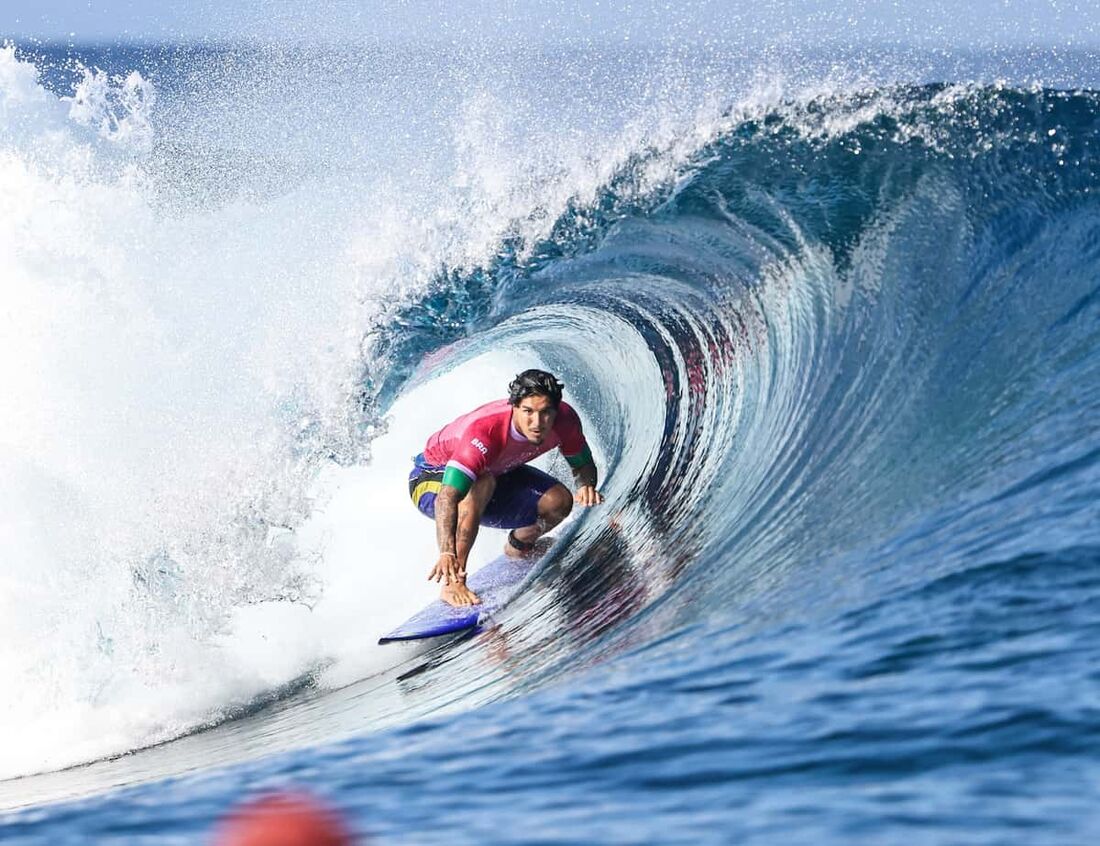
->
[[1, 34, 1099, 844]]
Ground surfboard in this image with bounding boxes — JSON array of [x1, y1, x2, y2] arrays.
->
[[378, 554, 539, 643]]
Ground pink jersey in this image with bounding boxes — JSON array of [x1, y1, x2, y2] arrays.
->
[[423, 399, 589, 483]]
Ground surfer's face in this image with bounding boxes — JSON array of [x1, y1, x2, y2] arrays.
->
[[513, 395, 558, 444]]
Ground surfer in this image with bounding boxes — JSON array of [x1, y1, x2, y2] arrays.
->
[[408, 369, 604, 606]]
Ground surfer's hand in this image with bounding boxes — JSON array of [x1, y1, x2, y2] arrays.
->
[[441, 581, 481, 607], [429, 553, 465, 585], [575, 485, 604, 507]]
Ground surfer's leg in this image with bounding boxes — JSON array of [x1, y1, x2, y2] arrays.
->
[[484, 466, 567, 523], [507, 483, 572, 551], [479, 466, 567, 558], [480, 465, 569, 556]]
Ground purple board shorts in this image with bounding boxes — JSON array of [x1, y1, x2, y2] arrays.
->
[[408, 454, 560, 529]]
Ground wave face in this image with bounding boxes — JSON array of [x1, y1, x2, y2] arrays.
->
[[379, 80, 1100, 654], [2, 40, 1100, 843]]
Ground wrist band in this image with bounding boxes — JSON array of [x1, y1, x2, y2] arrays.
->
[[439, 552, 457, 559]]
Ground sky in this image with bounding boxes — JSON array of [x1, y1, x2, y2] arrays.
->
[[1, 0, 1098, 47]]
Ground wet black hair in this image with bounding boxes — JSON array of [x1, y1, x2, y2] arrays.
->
[[508, 369, 564, 407]]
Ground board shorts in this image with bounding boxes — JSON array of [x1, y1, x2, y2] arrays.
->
[[408, 453, 560, 529]]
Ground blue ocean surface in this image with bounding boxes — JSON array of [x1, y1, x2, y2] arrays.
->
[[0, 35, 1099, 844]]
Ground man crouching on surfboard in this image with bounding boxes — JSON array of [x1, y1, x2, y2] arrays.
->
[[408, 369, 604, 607]]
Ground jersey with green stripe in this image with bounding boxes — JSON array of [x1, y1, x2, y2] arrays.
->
[[423, 399, 592, 494]]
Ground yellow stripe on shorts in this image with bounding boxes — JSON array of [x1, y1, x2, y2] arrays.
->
[[411, 479, 443, 505]]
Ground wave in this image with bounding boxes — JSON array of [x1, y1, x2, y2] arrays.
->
[[367, 79, 1100, 702], [1, 39, 1098, 787]]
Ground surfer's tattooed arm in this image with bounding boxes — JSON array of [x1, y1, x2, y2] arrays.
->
[[454, 495, 482, 577], [429, 480, 485, 607], [573, 461, 604, 508], [430, 485, 464, 585]]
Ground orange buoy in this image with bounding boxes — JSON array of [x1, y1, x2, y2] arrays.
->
[[213, 791, 355, 846]]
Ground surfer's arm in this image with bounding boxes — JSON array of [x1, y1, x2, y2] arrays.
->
[[566, 446, 604, 507], [557, 406, 601, 506], [429, 475, 488, 606], [429, 458, 490, 586], [429, 483, 465, 584], [428, 428, 495, 596], [573, 459, 598, 488]]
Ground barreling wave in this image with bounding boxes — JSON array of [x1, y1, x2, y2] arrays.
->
[[367, 81, 1100, 679], [3, 45, 1099, 793]]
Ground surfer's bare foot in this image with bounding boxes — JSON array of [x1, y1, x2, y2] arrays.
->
[[441, 582, 481, 607], [504, 535, 554, 559]]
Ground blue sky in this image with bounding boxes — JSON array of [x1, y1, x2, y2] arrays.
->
[[2, 0, 1097, 46]]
